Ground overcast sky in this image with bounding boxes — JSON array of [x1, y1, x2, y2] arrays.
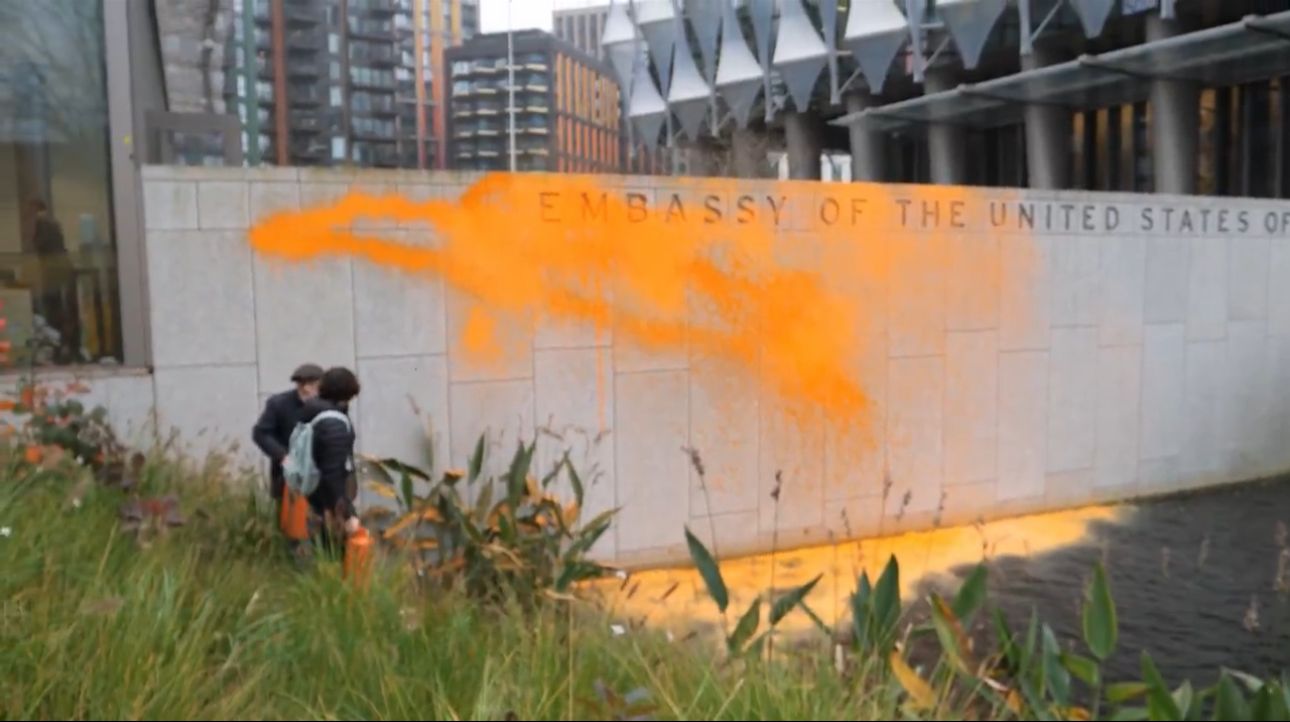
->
[[479, 0, 606, 34]]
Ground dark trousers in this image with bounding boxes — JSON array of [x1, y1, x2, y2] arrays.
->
[[39, 279, 80, 361]]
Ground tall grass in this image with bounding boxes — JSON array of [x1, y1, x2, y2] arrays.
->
[[0, 461, 899, 720]]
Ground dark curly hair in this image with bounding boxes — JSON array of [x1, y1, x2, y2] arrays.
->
[[318, 366, 361, 403]]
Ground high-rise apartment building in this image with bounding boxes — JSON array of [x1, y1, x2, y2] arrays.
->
[[223, 0, 477, 169], [553, 4, 607, 60], [445, 30, 620, 173]]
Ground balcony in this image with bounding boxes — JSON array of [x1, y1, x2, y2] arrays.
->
[[284, 2, 318, 26], [521, 126, 548, 135], [372, 147, 400, 167], [351, 74, 395, 91], [286, 30, 323, 51], [290, 111, 323, 133], [452, 105, 475, 117], [354, 128, 395, 142], [364, 0, 398, 15], [351, 44, 396, 66], [349, 22, 393, 41], [288, 86, 322, 105], [286, 59, 320, 79], [290, 139, 327, 161]]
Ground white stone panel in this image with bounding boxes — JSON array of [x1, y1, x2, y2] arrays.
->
[[352, 232, 447, 359], [1049, 235, 1100, 328], [615, 370, 690, 555], [944, 330, 998, 486], [885, 356, 944, 515], [154, 364, 259, 467], [1181, 339, 1225, 478], [1187, 237, 1228, 341], [354, 354, 449, 472], [758, 400, 825, 534], [1144, 238, 1189, 324], [448, 378, 536, 498], [1140, 323, 1186, 461], [147, 230, 257, 367], [1221, 320, 1267, 479], [1095, 344, 1141, 489], [1268, 239, 1290, 335], [144, 180, 199, 230], [252, 254, 356, 390], [197, 181, 250, 230], [999, 235, 1051, 351], [248, 181, 301, 223], [1228, 237, 1269, 321], [689, 356, 760, 516], [534, 347, 616, 551], [997, 351, 1048, 502], [1099, 235, 1146, 347], [1046, 327, 1098, 473]]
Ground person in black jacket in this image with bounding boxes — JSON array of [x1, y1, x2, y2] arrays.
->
[[300, 366, 361, 538], [252, 363, 324, 501]]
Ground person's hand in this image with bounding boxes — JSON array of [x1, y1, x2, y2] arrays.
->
[[344, 517, 361, 535]]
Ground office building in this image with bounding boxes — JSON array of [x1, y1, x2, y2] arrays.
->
[[445, 29, 621, 173], [223, 0, 478, 169]]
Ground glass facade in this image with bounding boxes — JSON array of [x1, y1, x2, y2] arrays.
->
[[0, 0, 121, 367]]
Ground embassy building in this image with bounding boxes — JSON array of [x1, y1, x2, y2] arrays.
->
[[603, 0, 1290, 196]]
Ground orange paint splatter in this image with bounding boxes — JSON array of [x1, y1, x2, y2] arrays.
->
[[250, 174, 1036, 466]]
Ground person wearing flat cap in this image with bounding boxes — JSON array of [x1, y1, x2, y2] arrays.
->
[[252, 363, 324, 502]]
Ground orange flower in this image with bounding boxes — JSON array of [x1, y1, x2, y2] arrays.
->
[[23, 446, 42, 464], [0, 400, 14, 412], [19, 387, 33, 408]]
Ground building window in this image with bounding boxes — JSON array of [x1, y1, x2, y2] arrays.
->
[[0, 0, 122, 366]]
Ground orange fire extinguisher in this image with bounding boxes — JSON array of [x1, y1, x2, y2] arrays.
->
[[280, 488, 310, 542], [344, 525, 373, 585]]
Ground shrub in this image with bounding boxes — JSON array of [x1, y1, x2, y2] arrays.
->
[[364, 435, 617, 607]]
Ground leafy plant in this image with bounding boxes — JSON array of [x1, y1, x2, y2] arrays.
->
[[1, 375, 128, 482], [852, 555, 903, 656], [683, 526, 822, 659], [364, 436, 617, 606]]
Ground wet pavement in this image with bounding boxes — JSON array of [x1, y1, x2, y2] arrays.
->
[[597, 476, 1290, 686], [929, 476, 1290, 686]]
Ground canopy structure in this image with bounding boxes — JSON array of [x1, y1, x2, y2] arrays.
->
[[833, 11, 1290, 132]]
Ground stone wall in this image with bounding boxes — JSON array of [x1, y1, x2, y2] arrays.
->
[[121, 164, 1290, 567]]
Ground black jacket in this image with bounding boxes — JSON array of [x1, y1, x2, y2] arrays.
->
[[251, 390, 307, 490], [299, 398, 356, 521]]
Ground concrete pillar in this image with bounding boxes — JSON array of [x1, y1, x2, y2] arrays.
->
[[924, 67, 967, 185], [846, 93, 887, 182], [1147, 16, 1198, 194], [784, 111, 822, 180], [682, 138, 724, 177], [731, 125, 771, 178], [1022, 46, 1071, 189]]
